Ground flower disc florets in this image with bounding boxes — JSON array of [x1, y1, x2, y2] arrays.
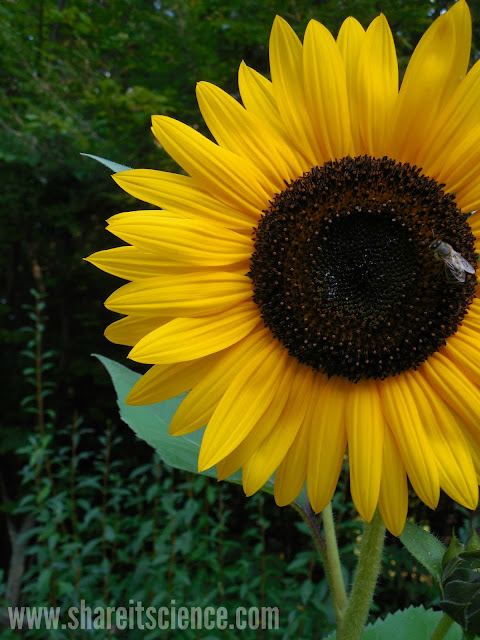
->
[[250, 156, 476, 381]]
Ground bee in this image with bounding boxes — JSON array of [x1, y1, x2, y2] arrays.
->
[[430, 239, 475, 282]]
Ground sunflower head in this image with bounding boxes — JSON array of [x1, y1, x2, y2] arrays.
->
[[87, 0, 480, 536], [250, 155, 476, 382]]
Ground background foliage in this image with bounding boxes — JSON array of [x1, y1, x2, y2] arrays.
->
[[2, 0, 480, 637]]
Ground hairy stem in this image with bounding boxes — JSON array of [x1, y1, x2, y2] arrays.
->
[[292, 500, 348, 622], [337, 511, 386, 640]]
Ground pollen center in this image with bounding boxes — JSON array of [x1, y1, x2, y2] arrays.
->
[[249, 156, 477, 381]]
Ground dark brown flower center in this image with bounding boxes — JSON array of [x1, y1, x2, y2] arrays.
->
[[249, 156, 477, 381]]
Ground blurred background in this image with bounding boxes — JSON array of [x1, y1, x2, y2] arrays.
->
[[2, 1, 480, 637]]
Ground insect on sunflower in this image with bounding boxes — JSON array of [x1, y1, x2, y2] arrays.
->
[[87, 0, 480, 536]]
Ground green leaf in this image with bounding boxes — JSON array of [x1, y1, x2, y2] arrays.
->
[[399, 521, 446, 582], [80, 153, 132, 173], [94, 355, 274, 494], [443, 531, 465, 569], [324, 606, 463, 640], [440, 550, 480, 634], [287, 551, 313, 573], [104, 524, 116, 542], [300, 579, 314, 604]]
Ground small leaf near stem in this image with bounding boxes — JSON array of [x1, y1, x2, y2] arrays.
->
[[337, 510, 386, 640], [399, 521, 446, 583]]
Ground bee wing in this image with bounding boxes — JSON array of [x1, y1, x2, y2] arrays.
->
[[443, 253, 467, 282], [450, 249, 476, 274]]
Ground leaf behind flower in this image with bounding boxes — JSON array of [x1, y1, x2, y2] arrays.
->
[[94, 354, 275, 494]]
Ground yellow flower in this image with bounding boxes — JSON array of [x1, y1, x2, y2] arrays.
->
[[87, 0, 480, 536]]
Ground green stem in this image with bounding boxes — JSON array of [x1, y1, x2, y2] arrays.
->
[[292, 500, 348, 622], [338, 510, 386, 640], [430, 614, 454, 640], [322, 503, 348, 621], [291, 500, 327, 561]]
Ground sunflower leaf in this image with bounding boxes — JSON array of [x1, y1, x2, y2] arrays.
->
[[399, 521, 446, 583], [440, 549, 480, 635], [323, 605, 463, 639], [94, 355, 274, 495], [81, 153, 132, 173]]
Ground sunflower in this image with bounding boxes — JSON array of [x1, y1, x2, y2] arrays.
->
[[87, 0, 480, 536]]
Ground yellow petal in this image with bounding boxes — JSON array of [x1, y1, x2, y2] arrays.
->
[[237, 62, 288, 137], [126, 353, 219, 406], [105, 272, 252, 317], [307, 376, 349, 513], [444, 330, 480, 386], [458, 419, 480, 483], [238, 63, 312, 174], [104, 315, 168, 346], [196, 81, 303, 187], [433, 125, 480, 203], [86, 246, 214, 280], [379, 374, 440, 509], [470, 215, 480, 240], [113, 169, 256, 232], [152, 116, 271, 214], [353, 15, 397, 157], [457, 320, 480, 339], [336, 16, 365, 156], [346, 380, 384, 522], [416, 56, 480, 179], [390, 2, 471, 164], [238, 62, 278, 121], [198, 341, 288, 470], [407, 371, 478, 509], [216, 357, 297, 481], [337, 17, 365, 84], [462, 296, 480, 329], [378, 425, 408, 537], [129, 302, 260, 364], [453, 178, 480, 218], [303, 19, 351, 160], [461, 199, 480, 222], [107, 210, 178, 226], [448, 0, 473, 78], [421, 352, 480, 430], [273, 418, 309, 507], [106, 212, 252, 267], [170, 328, 271, 436], [269, 16, 319, 165], [242, 365, 314, 496]]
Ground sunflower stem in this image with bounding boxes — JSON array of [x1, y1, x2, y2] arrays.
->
[[292, 500, 348, 623], [337, 510, 386, 640], [429, 613, 454, 640], [322, 503, 348, 621], [292, 499, 327, 560]]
